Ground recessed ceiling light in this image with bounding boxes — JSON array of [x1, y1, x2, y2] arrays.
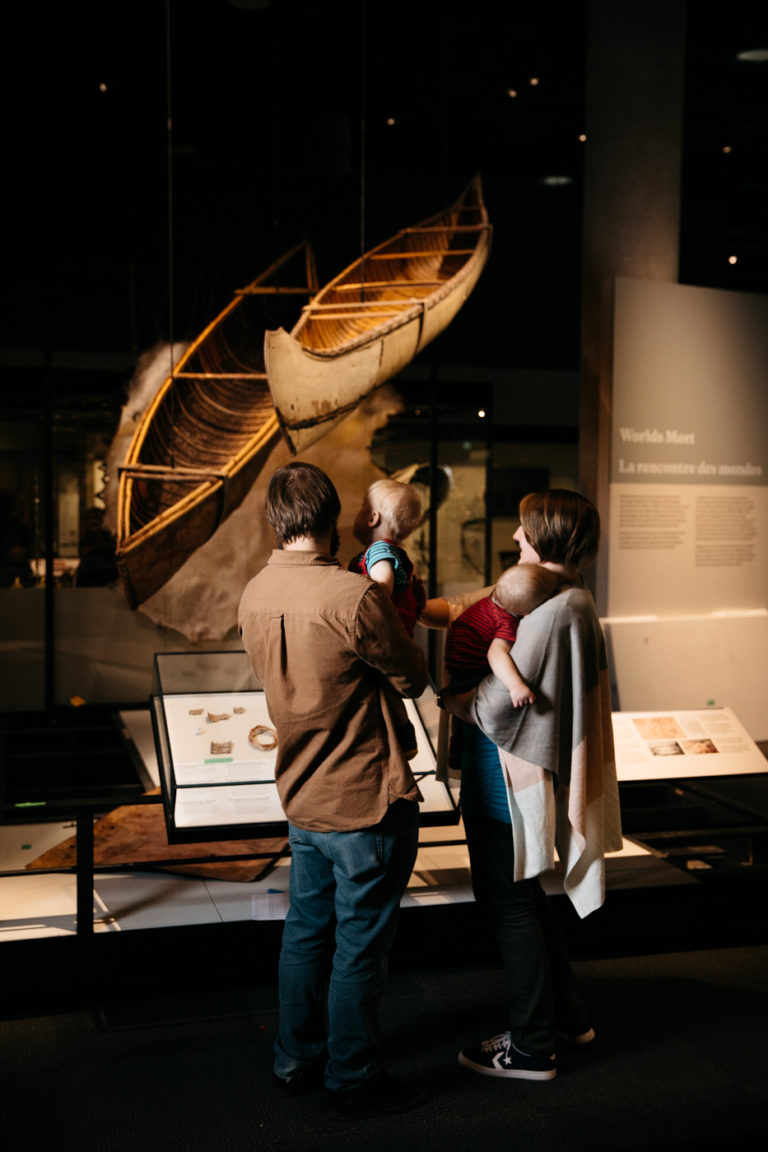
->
[[538, 175, 573, 187]]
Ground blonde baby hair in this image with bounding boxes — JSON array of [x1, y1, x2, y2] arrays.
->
[[367, 479, 422, 542]]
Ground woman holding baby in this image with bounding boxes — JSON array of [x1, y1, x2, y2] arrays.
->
[[426, 488, 622, 1082]]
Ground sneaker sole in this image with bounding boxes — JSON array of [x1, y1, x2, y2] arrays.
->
[[457, 1052, 556, 1081]]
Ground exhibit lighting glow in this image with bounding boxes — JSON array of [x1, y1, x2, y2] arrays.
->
[[722, 144, 732, 153], [736, 48, 768, 62], [386, 116, 396, 126], [712, 608, 768, 618], [602, 610, 768, 626], [728, 255, 738, 264], [599, 615, 659, 624], [539, 175, 573, 186]]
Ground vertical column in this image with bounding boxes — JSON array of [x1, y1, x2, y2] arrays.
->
[[76, 811, 95, 937], [580, 0, 686, 609]]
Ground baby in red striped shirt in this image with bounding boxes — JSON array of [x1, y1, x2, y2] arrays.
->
[[444, 564, 565, 708]]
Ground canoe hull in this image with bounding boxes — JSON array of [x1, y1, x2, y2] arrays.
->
[[265, 177, 491, 454], [116, 243, 316, 607], [117, 418, 281, 609]]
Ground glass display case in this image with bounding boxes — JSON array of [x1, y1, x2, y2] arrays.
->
[[151, 650, 459, 844]]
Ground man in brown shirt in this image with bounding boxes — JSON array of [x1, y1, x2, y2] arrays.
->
[[238, 461, 429, 1119]]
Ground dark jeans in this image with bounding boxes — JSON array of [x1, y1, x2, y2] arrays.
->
[[274, 799, 419, 1092], [462, 807, 590, 1056]]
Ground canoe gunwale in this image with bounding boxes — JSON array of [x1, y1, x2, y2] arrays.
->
[[284, 186, 490, 360], [287, 230, 489, 360], [169, 371, 269, 381]]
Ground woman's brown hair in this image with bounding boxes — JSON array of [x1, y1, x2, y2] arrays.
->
[[519, 489, 600, 568]]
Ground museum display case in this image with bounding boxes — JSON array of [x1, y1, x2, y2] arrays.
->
[[151, 650, 459, 843]]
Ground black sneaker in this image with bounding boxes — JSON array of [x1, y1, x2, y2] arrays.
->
[[458, 1032, 556, 1081], [326, 1071, 429, 1120], [272, 1062, 325, 1096]]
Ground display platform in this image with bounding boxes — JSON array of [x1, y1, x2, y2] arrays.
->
[[151, 651, 460, 843], [612, 708, 768, 879], [612, 707, 768, 781]]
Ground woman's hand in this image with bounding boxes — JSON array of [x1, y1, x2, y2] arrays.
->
[[438, 686, 477, 724]]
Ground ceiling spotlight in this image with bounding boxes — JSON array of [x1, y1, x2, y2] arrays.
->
[[507, 88, 518, 98], [578, 133, 587, 143], [99, 81, 108, 92], [477, 409, 486, 419], [728, 255, 738, 265], [529, 76, 540, 86], [722, 144, 732, 154], [386, 116, 396, 126]]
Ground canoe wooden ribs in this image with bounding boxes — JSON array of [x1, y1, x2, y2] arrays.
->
[[265, 174, 492, 453], [116, 244, 318, 608]]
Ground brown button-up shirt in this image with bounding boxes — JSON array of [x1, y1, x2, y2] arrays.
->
[[238, 549, 429, 831]]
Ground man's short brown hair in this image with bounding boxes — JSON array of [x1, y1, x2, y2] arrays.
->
[[265, 462, 341, 545]]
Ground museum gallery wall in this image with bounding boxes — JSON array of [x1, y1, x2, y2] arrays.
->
[[606, 277, 768, 740]]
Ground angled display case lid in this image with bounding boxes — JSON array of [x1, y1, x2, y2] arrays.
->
[[152, 650, 458, 844]]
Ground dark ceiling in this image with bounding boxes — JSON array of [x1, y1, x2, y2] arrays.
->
[[2, 0, 767, 382]]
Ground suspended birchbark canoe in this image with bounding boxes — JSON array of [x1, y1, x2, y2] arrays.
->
[[264, 175, 491, 454], [116, 243, 318, 608]]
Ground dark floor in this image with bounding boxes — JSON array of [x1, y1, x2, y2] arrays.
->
[[2, 937, 767, 1152]]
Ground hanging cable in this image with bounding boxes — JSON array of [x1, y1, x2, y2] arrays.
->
[[359, 0, 366, 302], [165, 0, 176, 468]]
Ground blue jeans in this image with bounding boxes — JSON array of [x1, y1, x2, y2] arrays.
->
[[273, 799, 419, 1092]]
